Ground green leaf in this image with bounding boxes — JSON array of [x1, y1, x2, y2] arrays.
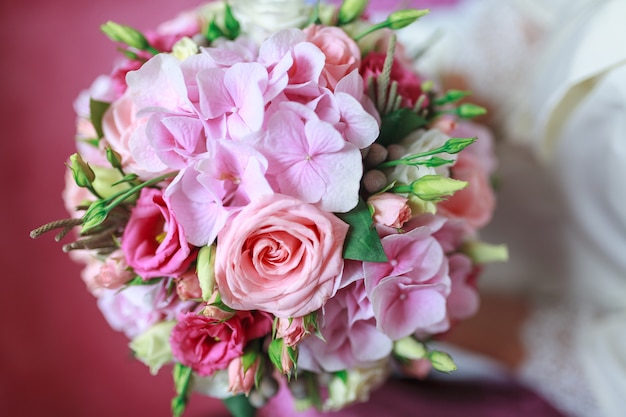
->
[[241, 348, 258, 374], [125, 276, 163, 287], [433, 89, 471, 106], [223, 395, 257, 417], [377, 108, 427, 146], [268, 338, 284, 373], [171, 363, 193, 417], [336, 199, 387, 262], [90, 99, 111, 139], [205, 19, 225, 43]]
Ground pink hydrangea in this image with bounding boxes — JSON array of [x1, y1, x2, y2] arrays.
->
[[122, 187, 197, 279], [170, 311, 272, 376], [363, 215, 452, 340], [298, 280, 392, 372]]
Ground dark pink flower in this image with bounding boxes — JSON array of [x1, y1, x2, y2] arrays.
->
[[170, 311, 272, 376], [360, 52, 427, 109], [122, 187, 197, 279]]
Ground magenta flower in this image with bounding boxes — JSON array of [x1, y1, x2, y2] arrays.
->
[[257, 109, 362, 213], [170, 311, 272, 377], [122, 187, 197, 279]]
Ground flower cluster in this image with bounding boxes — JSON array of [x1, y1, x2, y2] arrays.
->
[[32, 0, 506, 416]]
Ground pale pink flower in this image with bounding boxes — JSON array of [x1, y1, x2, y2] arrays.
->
[[165, 140, 273, 246], [97, 279, 195, 338], [170, 311, 272, 376], [94, 249, 134, 289], [122, 187, 197, 279], [303, 25, 361, 91], [228, 355, 259, 395], [257, 109, 362, 213], [298, 280, 393, 372], [363, 215, 452, 340], [200, 37, 259, 68], [367, 193, 412, 228], [214, 194, 348, 318]]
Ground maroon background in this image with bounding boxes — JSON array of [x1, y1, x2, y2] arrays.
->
[[1, 1, 561, 417]]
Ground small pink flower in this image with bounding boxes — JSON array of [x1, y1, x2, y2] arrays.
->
[[276, 317, 309, 347], [94, 249, 134, 289], [176, 271, 203, 301], [228, 356, 260, 395], [360, 52, 427, 109], [170, 311, 272, 376], [122, 187, 197, 279], [367, 193, 412, 228], [215, 194, 348, 318], [303, 25, 361, 91]]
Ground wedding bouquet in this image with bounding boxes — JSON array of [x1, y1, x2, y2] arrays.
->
[[32, 0, 507, 415]]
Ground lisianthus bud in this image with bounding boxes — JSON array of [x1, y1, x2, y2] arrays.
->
[[197, 245, 217, 301], [393, 337, 426, 360], [456, 103, 487, 119], [130, 320, 176, 375], [68, 153, 95, 188], [105, 147, 123, 171], [101, 21, 151, 51], [338, 0, 368, 25], [409, 175, 467, 201], [462, 241, 509, 263], [427, 350, 457, 374], [387, 9, 430, 30]]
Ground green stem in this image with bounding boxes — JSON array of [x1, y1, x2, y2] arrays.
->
[[354, 20, 389, 41], [103, 171, 176, 211]]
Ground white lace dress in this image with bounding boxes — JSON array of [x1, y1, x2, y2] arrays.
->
[[397, 1, 626, 416]]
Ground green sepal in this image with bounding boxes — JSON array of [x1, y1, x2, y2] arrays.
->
[[209, 292, 236, 313], [433, 89, 471, 106], [125, 276, 163, 287], [377, 108, 427, 146], [241, 346, 259, 374], [224, 4, 241, 39], [81, 200, 109, 233], [223, 395, 257, 417], [334, 370, 349, 385], [112, 173, 139, 186], [171, 363, 193, 417], [90, 99, 111, 139], [205, 19, 225, 43], [268, 338, 285, 373], [336, 199, 387, 263]]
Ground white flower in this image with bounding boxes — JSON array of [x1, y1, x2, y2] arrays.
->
[[323, 360, 391, 411], [230, 0, 313, 44], [192, 370, 232, 399]]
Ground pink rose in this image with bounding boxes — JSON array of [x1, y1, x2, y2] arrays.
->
[[94, 249, 134, 289], [122, 187, 197, 280], [367, 193, 412, 228], [228, 355, 260, 395], [360, 52, 427, 109], [215, 194, 348, 318], [437, 151, 496, 231], [170, 311, 272, 376], [303, 25, 361, 90]]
